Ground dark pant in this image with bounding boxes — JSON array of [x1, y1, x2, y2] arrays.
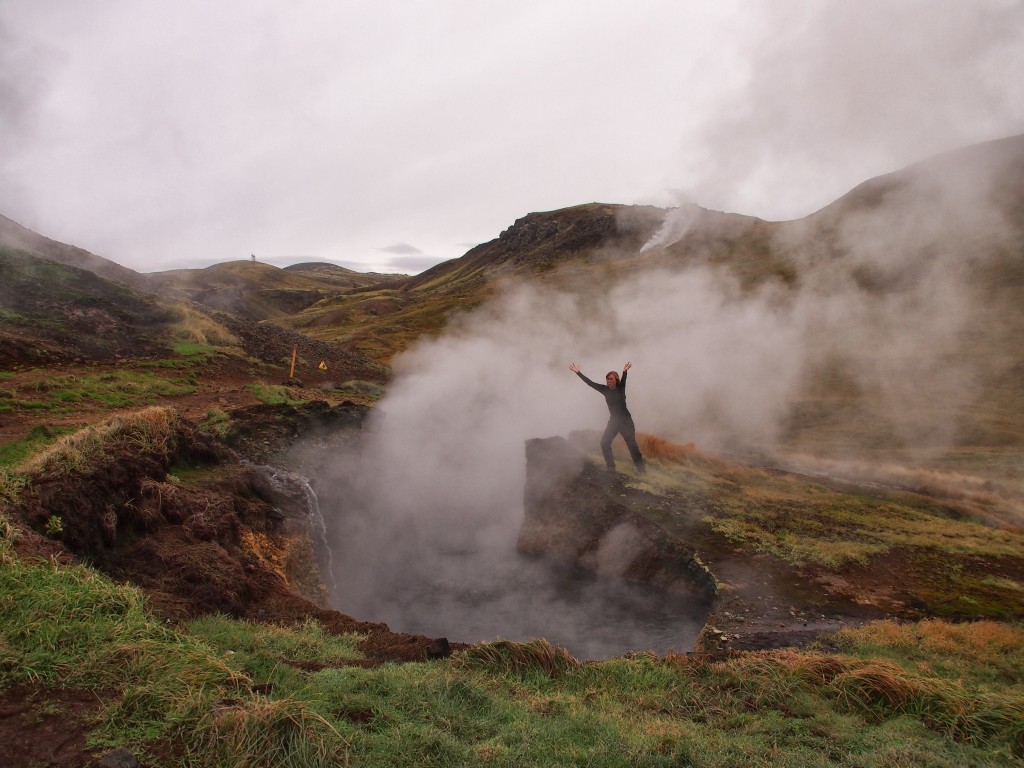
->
[[601, 417, 644, 470]]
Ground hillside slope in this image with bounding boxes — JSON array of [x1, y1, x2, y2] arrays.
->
[[3, 135, 1022, 458], [0, 248, 175, 365], [143, 258, 407, 321], [0, 213, 150, 291]]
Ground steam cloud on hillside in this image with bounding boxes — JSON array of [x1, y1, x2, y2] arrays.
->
[[302, 142, 1020, 655]]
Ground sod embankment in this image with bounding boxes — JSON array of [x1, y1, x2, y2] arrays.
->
[[2, 510, 1023, 767]]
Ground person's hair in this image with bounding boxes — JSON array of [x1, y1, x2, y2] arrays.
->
[[605, 371, 619, 384]]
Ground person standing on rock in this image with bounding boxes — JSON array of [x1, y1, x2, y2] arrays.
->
[[569, 361, 646, 474]]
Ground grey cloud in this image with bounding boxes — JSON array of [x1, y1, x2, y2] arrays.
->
[[1, 2, 1021, 274], [377, 242, 423, 255], [685, 1, 1024, 220], [384, 254, 447, 273]]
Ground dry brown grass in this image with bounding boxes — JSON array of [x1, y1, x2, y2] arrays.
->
[[839, 619, 1024, 665], [830, 661, 931, 709], [194, 696, 350, 768], [698, 643, 1023, 748], [16, 406, 181, 478], [171, 303, 241, 347], [636, 434, 698, 464]]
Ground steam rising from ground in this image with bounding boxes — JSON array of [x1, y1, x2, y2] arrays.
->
[[307, 268, 811, 655], [306, 142, 1022, 653]]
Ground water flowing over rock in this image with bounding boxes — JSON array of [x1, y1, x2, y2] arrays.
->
[[247, 461, 336, 599]]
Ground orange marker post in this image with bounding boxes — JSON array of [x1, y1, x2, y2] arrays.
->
[[289, 345, 297, 379]]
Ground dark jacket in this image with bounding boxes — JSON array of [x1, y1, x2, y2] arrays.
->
[[576, 370, 632, 421]]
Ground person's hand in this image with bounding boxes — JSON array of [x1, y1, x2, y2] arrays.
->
[[569, 362, 580, 374], [623, 362, 632, 372]]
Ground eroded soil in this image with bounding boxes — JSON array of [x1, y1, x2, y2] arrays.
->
[[0, 345, 438, 768], [0, 687, 117, 768]]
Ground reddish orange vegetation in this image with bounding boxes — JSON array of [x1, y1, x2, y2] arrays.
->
[[637, 433, 698, 463]]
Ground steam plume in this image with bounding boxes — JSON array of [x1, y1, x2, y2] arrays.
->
[[303, 137, 1022, 653]]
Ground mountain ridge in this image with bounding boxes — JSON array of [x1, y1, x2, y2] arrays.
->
[[2, 133, 1022, 451]]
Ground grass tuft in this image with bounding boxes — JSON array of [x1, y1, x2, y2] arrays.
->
[[458, 639, 579, 678], [637, 434, 699, 464], [16, 406, 180, 478], [200, 407, 233, 438], [191, 697, 350, 768], [170, 304, 240, 348]]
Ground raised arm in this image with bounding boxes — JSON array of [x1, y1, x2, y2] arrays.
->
[[619, 361, 632, 388], [569, 362, 603, 391]]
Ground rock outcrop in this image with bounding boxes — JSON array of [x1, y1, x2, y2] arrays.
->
[[519, 436, 717, 598]]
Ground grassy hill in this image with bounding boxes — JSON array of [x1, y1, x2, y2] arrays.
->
[[0, 247, 176, 365], [0, 212, 151, 291], [148, 260, 375, 322]]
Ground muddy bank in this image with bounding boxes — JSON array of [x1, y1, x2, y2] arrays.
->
[[8, 404, 459, 664]]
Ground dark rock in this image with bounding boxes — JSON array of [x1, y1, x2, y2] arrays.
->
[[426, 637, 452, 659], [520, 436, 717, 597]]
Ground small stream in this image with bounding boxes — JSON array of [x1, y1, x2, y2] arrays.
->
[[249, 462, 338, 595]]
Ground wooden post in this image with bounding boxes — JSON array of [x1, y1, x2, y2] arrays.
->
[[289, 345, 297, 379]]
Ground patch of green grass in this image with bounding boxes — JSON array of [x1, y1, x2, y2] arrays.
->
[[0, 398, 53, 413], [328, 380, 385, 401], [3, 516, 1022, 768], [188, 613, 1024, 767], [9, 370, 199, 411], [188, 615, 364, 692], [246, 381, 309, 406], [172, 341, 216, 357], [0, 424, 77, 469], [138, 358, 194, 370], [633, 450, 1024, 569], [981, 575, 1024, 593], [0, 516, 351, 765], [0, 467, 27, 504], [199, 407, 233, 438], [703, 486, 1024, 568], [0, 527, 237, 737]]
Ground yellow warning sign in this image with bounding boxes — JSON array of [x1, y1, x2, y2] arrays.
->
[[318, 361, 328, 371]]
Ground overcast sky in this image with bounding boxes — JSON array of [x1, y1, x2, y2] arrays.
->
[[1, 1, 1022, 275]]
